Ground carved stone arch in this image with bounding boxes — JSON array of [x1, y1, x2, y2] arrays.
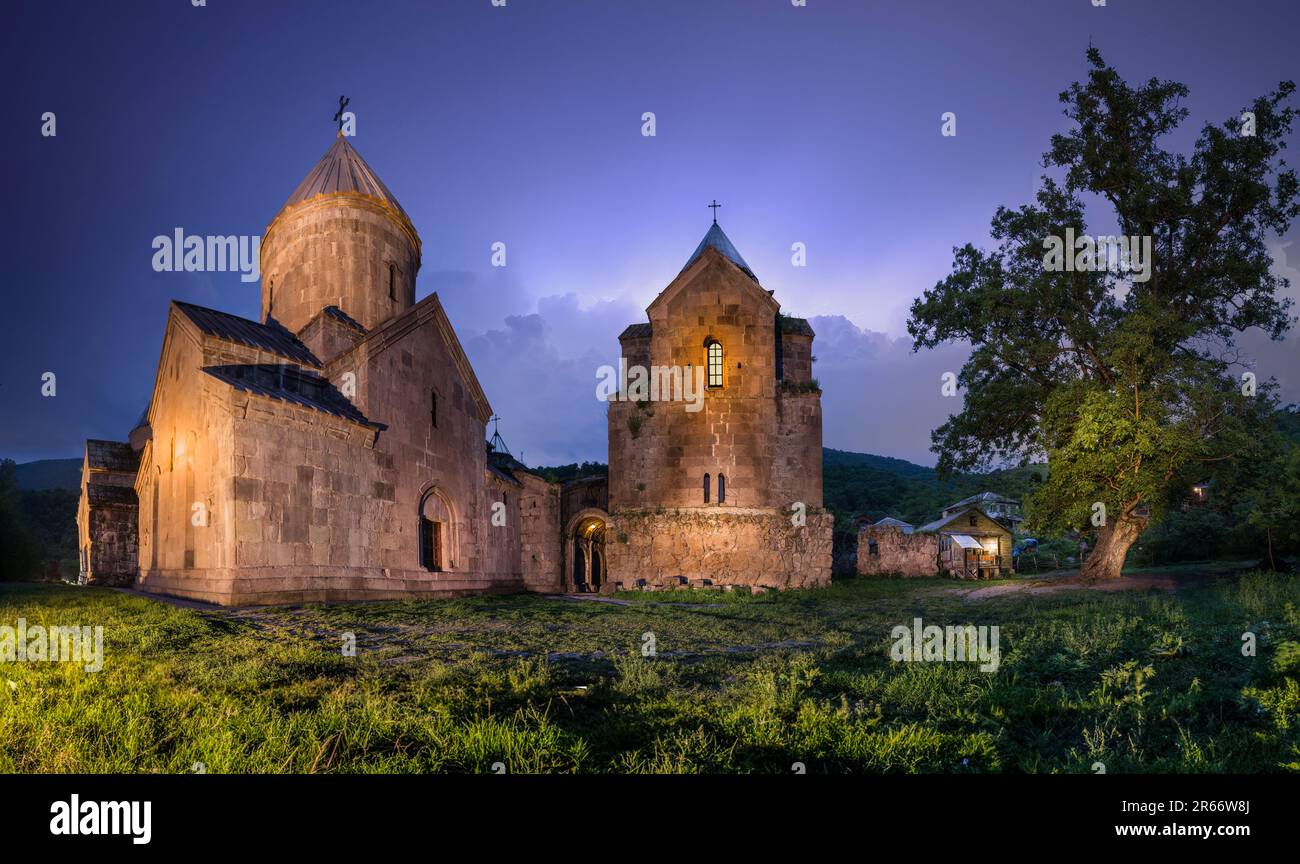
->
[[418, 484, 459, 572], [563, 507, 609, 593]]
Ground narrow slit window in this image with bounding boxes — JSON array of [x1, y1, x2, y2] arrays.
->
[[703, 473, 711, 504], [431, 390, 438, 428], [718, 473, 726, 503], [388, 264, 397, 301]]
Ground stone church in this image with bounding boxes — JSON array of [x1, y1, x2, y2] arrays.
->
[[76, 134, 830, 605]]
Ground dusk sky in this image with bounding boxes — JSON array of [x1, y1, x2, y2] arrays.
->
[[5, 0, 1298, 467]]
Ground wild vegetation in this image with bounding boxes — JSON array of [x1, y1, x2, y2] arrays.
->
[[909, 49, 1298, 580], [2, 572, 1297, 773]]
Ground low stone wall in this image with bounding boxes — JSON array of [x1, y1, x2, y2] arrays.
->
[[857, 526, 938, 578], [605, 507, 833, 590]]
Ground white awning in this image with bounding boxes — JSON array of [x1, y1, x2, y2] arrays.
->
[[949, 534, 983, 550]]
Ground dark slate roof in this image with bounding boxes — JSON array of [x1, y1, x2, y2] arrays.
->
[[872, 517, 914, 533], [778, 316, 814, 337], [942, 491, 1020, 512], [174, 301, 321, 367], [280, 136, 412, 226], [322, 305, 367, 333], [86, 483, 138, 507], [86, 440, 140, 473], [619, 323, 652, 340], [202, 364, 379, 428], [682, 223, 757, 282]]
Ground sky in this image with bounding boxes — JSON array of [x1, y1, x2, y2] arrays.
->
[[4, 0, 1298, 467]]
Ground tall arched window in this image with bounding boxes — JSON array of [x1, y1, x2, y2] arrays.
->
[[388, 263, 397, 301], [430, 389, 438, 429], [718, 473, 726, 503], [703, 473, 711, 504], [706, 340, 724, 388]]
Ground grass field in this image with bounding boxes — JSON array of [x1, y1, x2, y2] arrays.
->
[[2, 570, 1298, 773]]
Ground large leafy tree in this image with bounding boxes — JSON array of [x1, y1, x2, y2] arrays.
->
[[908, 49, 1297, 580]]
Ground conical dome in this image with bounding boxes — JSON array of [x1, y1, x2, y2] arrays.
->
[[279, 135, 414, 228], [260, 135, 422, 336]]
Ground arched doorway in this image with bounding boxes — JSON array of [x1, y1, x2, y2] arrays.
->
[[567, 512, 607, 593], [418, 486, 456, 572]]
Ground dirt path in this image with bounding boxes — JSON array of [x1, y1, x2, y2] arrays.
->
[[956, 566, 1240, 602]]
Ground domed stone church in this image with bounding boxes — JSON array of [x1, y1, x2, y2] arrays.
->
[[76, 135, 831, 605]]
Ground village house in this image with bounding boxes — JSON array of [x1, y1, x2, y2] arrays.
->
[[857, 505, 1013, 580]]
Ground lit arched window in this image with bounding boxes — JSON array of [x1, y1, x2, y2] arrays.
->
[[718, 473, 726, 503], [703, 473, 711, 504], [706, 340, 724, 388]]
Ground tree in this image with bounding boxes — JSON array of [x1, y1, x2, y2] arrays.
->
[[1245, 411, 1300, 569], [908, 49, 1297, 580], [0, 459, 42, 581]]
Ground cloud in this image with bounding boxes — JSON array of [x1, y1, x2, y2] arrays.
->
[[461, 292, 642, 467], [809, 315, 970, 466]]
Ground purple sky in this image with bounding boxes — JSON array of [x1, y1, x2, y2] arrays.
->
[[5, 0, 1298, 466]]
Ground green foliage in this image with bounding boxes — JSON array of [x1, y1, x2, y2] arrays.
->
[[0, 460, 43, 581], [907, 49, 1297, 557], [4, 571, 1298, 773]]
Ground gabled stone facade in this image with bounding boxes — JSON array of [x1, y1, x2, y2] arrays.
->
[[603, 224, 833, 591], [76, 137, 834, 604]]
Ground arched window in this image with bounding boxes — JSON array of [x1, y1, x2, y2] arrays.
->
[[703, 473, 711, 504], [718, 473, 726, 503], [706, 340, 724, 388], [388, 263, 397, 301], [430, 389, 438, 429]]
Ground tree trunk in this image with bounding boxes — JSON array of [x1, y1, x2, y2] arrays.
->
[[1079, 514, 1146, 581]]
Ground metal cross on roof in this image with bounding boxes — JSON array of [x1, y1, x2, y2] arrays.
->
[[333, 96, 350, 132], [708, 199, 721, 224]]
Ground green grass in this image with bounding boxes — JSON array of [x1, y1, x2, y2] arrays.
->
[[1, 572, 1298, 773]]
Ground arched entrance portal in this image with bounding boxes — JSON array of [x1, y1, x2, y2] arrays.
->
[[570, 514, 607, 593]]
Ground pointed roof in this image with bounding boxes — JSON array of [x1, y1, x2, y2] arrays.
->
[[681, 223, 757, 282], [279, 135, 413, 226]]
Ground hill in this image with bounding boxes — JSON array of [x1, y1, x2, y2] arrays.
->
[[14, 458, 81, 491]]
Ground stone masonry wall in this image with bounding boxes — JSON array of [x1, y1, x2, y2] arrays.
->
[[857, 526, 939, 578], [605, 507, 832, 590]]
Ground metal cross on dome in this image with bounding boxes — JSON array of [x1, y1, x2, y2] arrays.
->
[[334, 96, 350, 132], [708, 199, 721, 224]]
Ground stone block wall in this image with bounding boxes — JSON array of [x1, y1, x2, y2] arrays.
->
[[260, 195, 420, 334], [605, 507, 832, 590], [83, 503, 139, 586], [856, 526, 939, 578], [518, 473, 562, 592]]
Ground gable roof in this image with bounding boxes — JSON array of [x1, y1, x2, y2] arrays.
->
[[942, 492, 1021, 514], [85, 439, 140, 473], [682, 223, 757, 282], [619, 323, 652, 340], [174, 301, 321, 367], [201, 364, 380, 428], [916, 506, 1009, 535], [329, 291, 494, 424]]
